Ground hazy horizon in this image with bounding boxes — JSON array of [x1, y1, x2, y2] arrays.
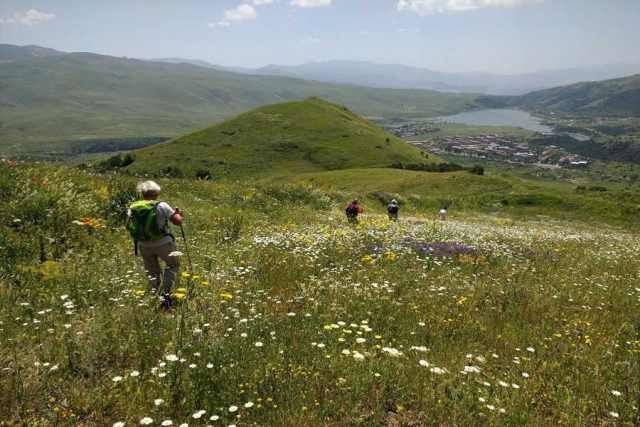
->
[[1, 0, 640, 75]]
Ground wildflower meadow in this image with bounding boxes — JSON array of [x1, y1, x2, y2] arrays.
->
[[1, 161, 638, 426]]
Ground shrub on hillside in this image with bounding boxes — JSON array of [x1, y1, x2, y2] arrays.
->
[[0, 165, 16, 201], [195, 169, 211, 180], [98, 153, 135, 171], [99, 154, 124, 171], [161, 166, 184, 178], [122, 154, 135, 167], [469, 165, 484, 175], [389, 162, 464, 173]]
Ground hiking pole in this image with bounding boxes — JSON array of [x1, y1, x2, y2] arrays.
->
[[175, 207, 194, 273]]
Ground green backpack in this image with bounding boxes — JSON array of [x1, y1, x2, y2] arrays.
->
[[129, 200, 165, 242]]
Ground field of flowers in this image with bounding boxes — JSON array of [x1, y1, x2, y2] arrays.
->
[[1, 162, 639, 426]]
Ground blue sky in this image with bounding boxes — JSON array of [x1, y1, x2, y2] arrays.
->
[[1, 0, 639, 74]]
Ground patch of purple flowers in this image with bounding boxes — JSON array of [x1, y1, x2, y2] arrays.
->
[[413, 241, 480, 258], [520, 246, 559, 260], [364, 239, 386, 254]]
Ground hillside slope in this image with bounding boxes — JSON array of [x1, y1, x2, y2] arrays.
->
[[478, 74, 640, 117], [516, 74, 640, 117], [0, 51, 479, 153], [124, 97, 437, 179]]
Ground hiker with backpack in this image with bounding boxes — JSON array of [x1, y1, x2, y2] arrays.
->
[[387, 199, 399, 222], [439, 207, 447, 221], [345, 199, 363, 224], [126, 181, 183, 308]]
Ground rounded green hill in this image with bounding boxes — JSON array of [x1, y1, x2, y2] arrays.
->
[[125, 97, 438, 178]]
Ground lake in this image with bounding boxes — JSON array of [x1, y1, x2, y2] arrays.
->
[[439, 109, 552, 133]]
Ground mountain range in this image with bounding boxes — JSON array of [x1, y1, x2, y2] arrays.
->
[[150, 58, 640, 96], [0, 45, 478, 153], [3, 43, 637, 96]]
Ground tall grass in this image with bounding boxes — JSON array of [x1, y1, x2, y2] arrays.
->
[[1, 161, 638, 426]]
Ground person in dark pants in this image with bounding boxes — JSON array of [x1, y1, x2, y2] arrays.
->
[[387, 199, 399, 222], [126, 181, 183, 308]]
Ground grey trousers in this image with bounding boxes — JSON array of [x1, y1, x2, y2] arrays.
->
[[138, 240, 180, 296]]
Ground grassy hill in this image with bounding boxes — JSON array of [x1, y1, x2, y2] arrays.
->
[[0, 51, 479, 155], [478, 74, 640, 117], [123, 97, 437, 179], [1, 160, 638, 425]]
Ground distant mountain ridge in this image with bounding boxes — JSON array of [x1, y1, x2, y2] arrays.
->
[[247, 60, 640, 96], [146, 57, 253, 74], [0, 44, 65, 61], [148, 56, 640, 96], [3, 44, 639, 95]]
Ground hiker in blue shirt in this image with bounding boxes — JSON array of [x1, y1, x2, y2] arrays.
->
[[387, 199, 399, 222], [126, 181, 183, 308]]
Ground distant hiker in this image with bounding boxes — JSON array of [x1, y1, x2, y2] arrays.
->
[[387, 199, 399, 222], [439, 207, 447, 221], [345, 199, 363, 223], [126, 180, 183, 309]]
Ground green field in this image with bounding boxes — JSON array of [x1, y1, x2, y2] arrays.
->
[[406, 123, 535, 142], [1, 161, 639, 426], [432, 154, 640, 192]]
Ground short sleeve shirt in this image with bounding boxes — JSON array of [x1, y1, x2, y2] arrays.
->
[[128, 201, 176, 247]]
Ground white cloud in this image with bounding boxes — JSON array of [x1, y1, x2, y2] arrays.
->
[[398, 28, 421, 33], [397, 0, 542, 15], [210, 3, 257, 27], [208, 21, 231, 28], [290, 0, 332, 7], [253, 0, 274, 5], [301, 37, 321, 44], [224, 4, 257, 21], [0, 9, 55, 26]]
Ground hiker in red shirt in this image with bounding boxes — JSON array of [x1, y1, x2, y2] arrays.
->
[[345, 199, 363, 223]]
